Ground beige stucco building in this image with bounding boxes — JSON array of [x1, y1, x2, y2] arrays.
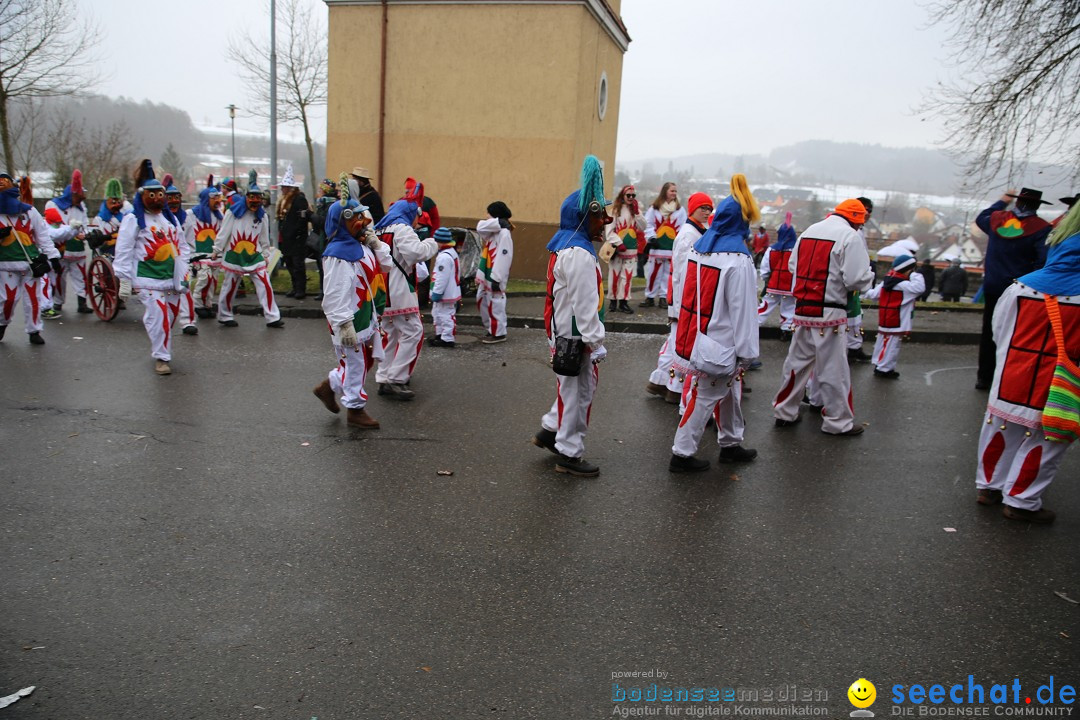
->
[[324, 0, 629, 279]]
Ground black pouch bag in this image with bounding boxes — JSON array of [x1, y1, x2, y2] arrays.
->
[[552, 336, 585, 376]]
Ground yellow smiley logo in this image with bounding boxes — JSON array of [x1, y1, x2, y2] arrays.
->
[[848, 679, 876, 709]]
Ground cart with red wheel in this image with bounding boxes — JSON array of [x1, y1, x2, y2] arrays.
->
[[85, 230, 120, 321]]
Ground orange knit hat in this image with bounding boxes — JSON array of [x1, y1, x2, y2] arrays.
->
[[833, 198, 868, 225]]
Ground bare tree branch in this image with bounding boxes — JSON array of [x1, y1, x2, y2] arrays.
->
[[0, 0, 103, 172], [921, 0, 1080, 191], [227, 0, 327, 197]]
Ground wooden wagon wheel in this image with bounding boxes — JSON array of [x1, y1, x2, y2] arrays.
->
[[87, 255, 120, 321]]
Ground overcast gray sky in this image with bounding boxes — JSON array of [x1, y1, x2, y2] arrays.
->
[[80, 0, 954, 160]]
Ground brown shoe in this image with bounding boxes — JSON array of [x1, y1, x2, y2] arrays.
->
[[664, 389, 680, 404], [154, 360, 172, 375], [346, 407, 380, 429], [976, 488, 1003, 506], [1002, 505, 1055, 524], [646, 382, 667, 397], [313, 379, 340, 414]]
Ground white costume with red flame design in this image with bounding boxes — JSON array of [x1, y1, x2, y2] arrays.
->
[[649, 219, 704, 392], [541, 246, 605, 459], [605, 205, 645, 301], [0, 207, 59, 336], [771, 214, 874, 434], [321, 241, 393, 410], [372, 222, 438, 385], [178, 213, 222, 327], [114, 212, 187, 361], [44, 199, 89, 307], [475, 218, 513, 338], [213, 208, 279, 324], [643, 205, 686, 300]]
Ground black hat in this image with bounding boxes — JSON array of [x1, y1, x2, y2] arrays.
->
[[1059, 194, 1079, 207], [487, 201, 512, 220], [1006, 188, 1051, 206]]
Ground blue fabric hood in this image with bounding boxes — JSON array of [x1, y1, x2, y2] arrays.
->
[[545, 190, 597, 256], [694, 195, 751, 255], [772, 222, 797, 251], [1019, 232, 1080, 297]]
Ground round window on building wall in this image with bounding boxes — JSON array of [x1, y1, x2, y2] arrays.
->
[[598, 72, 609, 121]]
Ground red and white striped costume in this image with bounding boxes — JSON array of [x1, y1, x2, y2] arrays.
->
[[643, 204, 686, 300], [213, 207, 279, 324], [0, 207, 58, 336]]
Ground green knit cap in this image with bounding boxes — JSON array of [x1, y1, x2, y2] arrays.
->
[[104, 178, 123, 199]]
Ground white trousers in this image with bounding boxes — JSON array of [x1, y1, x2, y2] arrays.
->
[[52, 255, 87, 306], [672, 374, 745, 457], [773, 324, 856, 434], [192, 264, 220, 311], [607, 256, 635, 300], [0, 270, 44, 334], [643, 256, 670, 299], [872, 332, 903, 372], [431, 302, 457, 342], [757, 293, 795, 331], [649, 321, 682, 392], [846, 314, 864, 349], [976, 414, 1071, 511], [476, 277, 507, 337], [375, 312, 424, 384], [138, 288, 182, 361], [329, 341, 375, 410], [217, 268, 280, 323], [178, 289, 197, 328], [541, 361, 600, 459]]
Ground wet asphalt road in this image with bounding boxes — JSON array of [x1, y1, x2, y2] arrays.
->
[[1, 307, 1078, 719]]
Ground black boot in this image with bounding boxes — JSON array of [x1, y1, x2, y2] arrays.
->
[[618, 300, 634, 314], [77, 296, 93, 314], [608, 299, 618, 313], [638, 297, 655, 307]]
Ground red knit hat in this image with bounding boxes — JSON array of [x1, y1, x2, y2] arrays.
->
[[833, 198, 868, 225], [687, 192, 713, 217], [44, 207, 63, 224]]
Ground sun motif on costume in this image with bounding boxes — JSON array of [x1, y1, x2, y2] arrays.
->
[[997, 217, 1024, 238], [193, 222, 217, 252], [225, 231, 262, 265], [144, 235, 177, 262], [655, 218, 679, 243], [0, 217, 34, 247]]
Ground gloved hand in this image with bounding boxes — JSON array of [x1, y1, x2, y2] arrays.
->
[[363, 227, 379, 248], [50, 258, 62, 275], [118, 279, 132, 300], [491, 281, 501, 292], [430, 293, 443, 303], [70, 219, 84, 230], [338, 322, 358, 349], [590, 345, 608, 364]]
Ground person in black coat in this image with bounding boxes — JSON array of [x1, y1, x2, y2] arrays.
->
[[276, 167, 311, 299], [938, 258, 968, 301], [350, 166, 385, 223], [309, 178, 338, 301], [915, 259, 935, 301]]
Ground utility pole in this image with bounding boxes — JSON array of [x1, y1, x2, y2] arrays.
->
[[269, 0, 278, 201], [226, 104, 237, 179]]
